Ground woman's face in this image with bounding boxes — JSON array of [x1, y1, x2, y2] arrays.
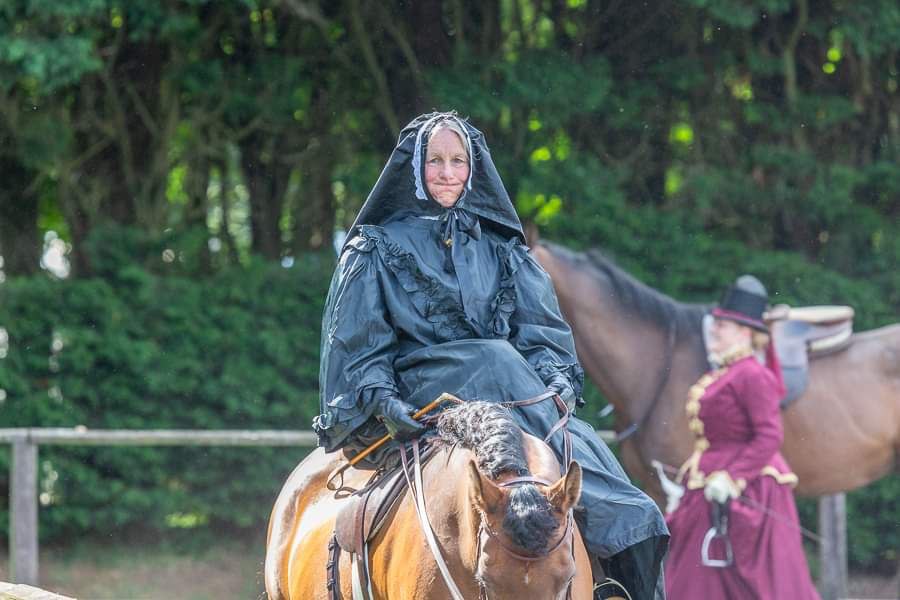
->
[[710, 318, 752, 355], [425, 127, 470, 208]]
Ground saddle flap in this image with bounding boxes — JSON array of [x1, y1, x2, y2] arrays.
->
[[771, 306, 855, 408], [334, 465, 409, 556]]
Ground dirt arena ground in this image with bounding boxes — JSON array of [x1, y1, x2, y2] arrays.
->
[[1, 535, 897, 599]]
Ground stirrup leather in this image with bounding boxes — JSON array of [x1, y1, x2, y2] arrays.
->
[[593, 576, 633, 600]]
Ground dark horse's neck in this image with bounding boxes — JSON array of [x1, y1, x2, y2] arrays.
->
[[537, 242, 709, 430]]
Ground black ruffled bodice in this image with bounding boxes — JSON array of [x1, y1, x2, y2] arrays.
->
[[313, 215, 583, 451]]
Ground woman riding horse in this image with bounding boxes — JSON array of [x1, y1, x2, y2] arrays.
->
[[312, 112, 668, 599]]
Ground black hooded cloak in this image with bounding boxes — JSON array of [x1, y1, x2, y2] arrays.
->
[[312, 113, 667, 558]]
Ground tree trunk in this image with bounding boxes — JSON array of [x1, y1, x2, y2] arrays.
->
[[292, 139, 335, 253], [0, 161, 41, 276], [241, 133, 290, 261], [292, 86, 335, 254], [57, 181, 94, 278], [212, 159, 242, 266], [408, 0, 452, 68], [183, 151, 213, 273], [63, 35, 174, 270]]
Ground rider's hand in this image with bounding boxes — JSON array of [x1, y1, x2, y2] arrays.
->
[[546, 374, 580, 412], [373, 389, 425, 441], [703, 471, 740, 504]]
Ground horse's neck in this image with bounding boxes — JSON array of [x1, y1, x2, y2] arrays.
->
[[404, 447, 482, 587], [548, 251, 706, 425], [559, 271, 668, 415]]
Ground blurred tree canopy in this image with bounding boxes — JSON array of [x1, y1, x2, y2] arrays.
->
[[0, 0, 898, 571], [0, 0, 896, 290]]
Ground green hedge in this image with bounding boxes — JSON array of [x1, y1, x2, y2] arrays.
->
[[1, 225, 897, 571], [0, 230, 333, 538]]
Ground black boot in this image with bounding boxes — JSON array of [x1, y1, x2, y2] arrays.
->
[[594, 577, 631, 599], [591, 554, 631, 599], [594, 536, 668, 600]]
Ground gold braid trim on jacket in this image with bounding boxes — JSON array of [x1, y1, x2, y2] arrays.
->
[[676, 349, 798, 491]]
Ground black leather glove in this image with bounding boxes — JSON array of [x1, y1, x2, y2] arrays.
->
[[373, 388, 425, 441], [546, 373, 579, 412]]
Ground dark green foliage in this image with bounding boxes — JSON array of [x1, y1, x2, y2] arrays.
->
[[0, 231, 333, 539]]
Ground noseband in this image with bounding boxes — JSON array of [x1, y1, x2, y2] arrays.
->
[[475, 476, 576, 600], [399, 391, 578, 600], [401, 443, 577, 600], [478, 476, 575, 562]]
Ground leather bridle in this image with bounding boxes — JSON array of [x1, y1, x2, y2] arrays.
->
[[398, 390, 578, 600], [474, 476, 576, 600]]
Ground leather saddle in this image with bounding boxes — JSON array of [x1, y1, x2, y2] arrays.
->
[[767, 304, 854, 355], [703, 305, 854, 408], [767, 305, 854, 406], [326, 445, 436, 600], [333, 463, 410, 557]]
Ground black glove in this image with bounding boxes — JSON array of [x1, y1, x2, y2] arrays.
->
[[546, 373, 579, 412], [373, 389, 425, 441]]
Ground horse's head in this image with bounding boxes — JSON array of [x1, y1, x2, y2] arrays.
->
[[466, 459, 583, 599]]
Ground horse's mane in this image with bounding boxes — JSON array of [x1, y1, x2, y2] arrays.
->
[[437, 402, 557, 555], [543, 242, 707, 335]]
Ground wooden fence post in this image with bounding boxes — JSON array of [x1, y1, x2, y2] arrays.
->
[[10, 437, 39, 585], [819, 493, 848, 600]]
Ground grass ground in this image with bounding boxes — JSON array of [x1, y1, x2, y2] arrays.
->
[[0, 533, 267, 600], [0, 534, 897, 599]]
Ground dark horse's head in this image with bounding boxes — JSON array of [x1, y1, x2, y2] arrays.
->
[[437, 402, 582, 597]]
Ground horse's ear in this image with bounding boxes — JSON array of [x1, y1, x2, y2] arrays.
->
[[467, 460, 503, 512], [547, 461, 582, 513]]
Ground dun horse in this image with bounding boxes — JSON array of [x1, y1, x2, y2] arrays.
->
[[532, 241, 900, 501], [265, 402, 593, 599]]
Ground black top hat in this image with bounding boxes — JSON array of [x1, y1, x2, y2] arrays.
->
[[711, 274, 768, 332]]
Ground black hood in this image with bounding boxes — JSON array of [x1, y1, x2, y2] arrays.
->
[[346, 112, 524, 244]]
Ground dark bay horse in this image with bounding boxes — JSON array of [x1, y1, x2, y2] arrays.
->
[[532, 241, 900, 501], [265, 402, 593, 599]]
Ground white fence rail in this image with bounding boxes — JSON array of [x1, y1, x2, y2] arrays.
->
[[2, 428, 845, 600]]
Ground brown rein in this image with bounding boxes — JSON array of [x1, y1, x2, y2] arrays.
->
[[502, 390, 573, 465], [398, 390, 576, 600]]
